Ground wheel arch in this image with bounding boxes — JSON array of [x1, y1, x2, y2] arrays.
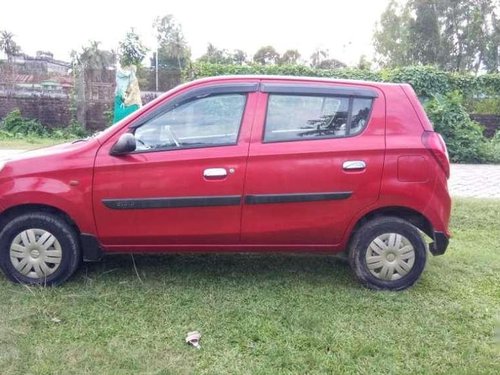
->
[[0, 204, 80, 234], [0, 204, 103, 262], [348, 206, 434, 246]]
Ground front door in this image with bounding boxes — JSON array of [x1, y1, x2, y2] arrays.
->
[[93, 84, 258, 251]]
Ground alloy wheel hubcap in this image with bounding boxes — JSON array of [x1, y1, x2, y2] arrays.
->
[[365, 233, 415, 281], [9, 228, 62, 279]]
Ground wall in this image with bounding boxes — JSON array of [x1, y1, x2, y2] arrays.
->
[[0, 93, 71, 127], [470, 114, 500, 138]]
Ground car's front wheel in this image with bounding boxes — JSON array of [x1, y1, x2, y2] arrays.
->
[[0, 212, 81, 286], [349, 217, 427, 291]]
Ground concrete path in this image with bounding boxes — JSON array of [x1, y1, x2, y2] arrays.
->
[[0, 149, 499, 198], [0, 149, 24, 158], [449, 164, 500, 199]]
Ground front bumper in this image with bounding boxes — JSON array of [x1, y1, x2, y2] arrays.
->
[[429, 231, 449, 256]]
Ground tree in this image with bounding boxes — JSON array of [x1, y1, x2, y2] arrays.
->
[[231, 49, 247, 65], [374, 0, 499, 72], [253, 46, 280, 65], [198, 43, 231, 64], [436, 0, 494, 72], [0, 30, 21, 62], [317, 59, 347, 69], [118, 28, 148, 67], [484, 12, 500, 72], [71, 41, 116, 72], [408, 0, 440, 66], [310, 49, 328, 68], [278, 49, 301, 65], [373, 0, 412, 67], [153, 14, 190, 70], [357, 55, 372, 70], [197, 45, 248, 65], [310, 49, 346, 69], [71, 41, 116, 129]]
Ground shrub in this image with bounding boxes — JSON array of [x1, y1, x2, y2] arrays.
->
[[1, 109, 49, 137], [0, 109, 88, 140], [424, 92, 498, 163], [62, 121, 88, 138], [464, 97, 500, 115], [384, 66, 451, 97], [186, 62, 383, 82], [185, 63, 500, 99]]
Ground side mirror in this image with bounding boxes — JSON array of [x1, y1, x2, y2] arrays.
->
[[110, 133, 136, 156]]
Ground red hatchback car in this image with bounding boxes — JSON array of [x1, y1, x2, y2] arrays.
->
[[0, 76, 451, 290]]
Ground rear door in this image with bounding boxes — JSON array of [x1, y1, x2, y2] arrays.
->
[[241, 81, 386, 247]]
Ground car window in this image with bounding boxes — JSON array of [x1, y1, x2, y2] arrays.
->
[[134, 94, 246, 151], [264, 94, 373, 142]]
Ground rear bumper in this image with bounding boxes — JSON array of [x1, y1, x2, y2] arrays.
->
[[429, 231, 449, 256]]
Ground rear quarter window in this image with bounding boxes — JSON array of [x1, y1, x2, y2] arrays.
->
[[264, 94, 373, 142]]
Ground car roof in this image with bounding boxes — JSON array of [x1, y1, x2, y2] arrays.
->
[[190, 74, 402, 88]]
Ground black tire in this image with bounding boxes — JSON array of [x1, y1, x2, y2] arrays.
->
[[348, 217, 427, 291], [0, 212, 81, 286]]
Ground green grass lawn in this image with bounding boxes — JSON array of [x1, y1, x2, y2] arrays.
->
[[0, 137, 76, 150], [0, 199, 499, 374]]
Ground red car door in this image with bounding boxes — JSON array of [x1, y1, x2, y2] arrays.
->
[[92, 82, 258, 251], [241, 81, 386, 248]]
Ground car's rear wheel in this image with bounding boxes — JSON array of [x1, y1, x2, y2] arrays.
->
[[0, 212, 81, 286], [349, 217, 427, 291]]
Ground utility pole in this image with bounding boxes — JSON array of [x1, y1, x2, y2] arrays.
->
[[155, 48, 159, 92]]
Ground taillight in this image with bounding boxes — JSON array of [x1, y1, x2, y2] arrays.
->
[[422, 131, 450, 179]]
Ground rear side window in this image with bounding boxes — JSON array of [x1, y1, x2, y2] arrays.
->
[[264, 94, 373, 142]]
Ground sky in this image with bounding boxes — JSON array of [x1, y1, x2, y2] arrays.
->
[[0, 0, 389, 66]]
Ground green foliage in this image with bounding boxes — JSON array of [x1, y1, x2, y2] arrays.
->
[[118, 28, 149, 67], [1, 109, 48, 137], [187, 63, 500, 98], [197, 45, 248, 66], [253, 45, 280, 65], [310, 48, 347, 69], [424, 92, 499, 163], [373, 0, 499, 72], [103, 109, 114, 127], [0, 30, 21, 59], [0, 109, 88, 140], [153, 15, 190, 70], [61, 121, 88, 138], [385, 66, 450, 97], [464, 97, 500, 114], [187, 62, 382, 81], [71, 41, 116, 72], [491, 130, 500, 159], [198, 43, 233, 65], [278, 49, 301, 65]]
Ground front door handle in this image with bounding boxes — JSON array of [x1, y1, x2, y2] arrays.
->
[[343, 160, 366, 171], [204, 168, 228, 178]]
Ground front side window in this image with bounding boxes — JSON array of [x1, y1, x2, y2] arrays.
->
[[134, 94, 246, 151], [264, 94, 373, 142]]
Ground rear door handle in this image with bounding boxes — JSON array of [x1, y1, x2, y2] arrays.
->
[[204, 168, 228, 178], [343, 160, 366, 171]]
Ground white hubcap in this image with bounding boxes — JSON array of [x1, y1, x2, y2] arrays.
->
[[9, 228, 62, 279], [365, 233, 415, 281]]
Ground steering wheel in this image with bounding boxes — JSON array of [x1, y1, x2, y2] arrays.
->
[[165, 126, 181, 147], [135, 137, 151, 150]]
